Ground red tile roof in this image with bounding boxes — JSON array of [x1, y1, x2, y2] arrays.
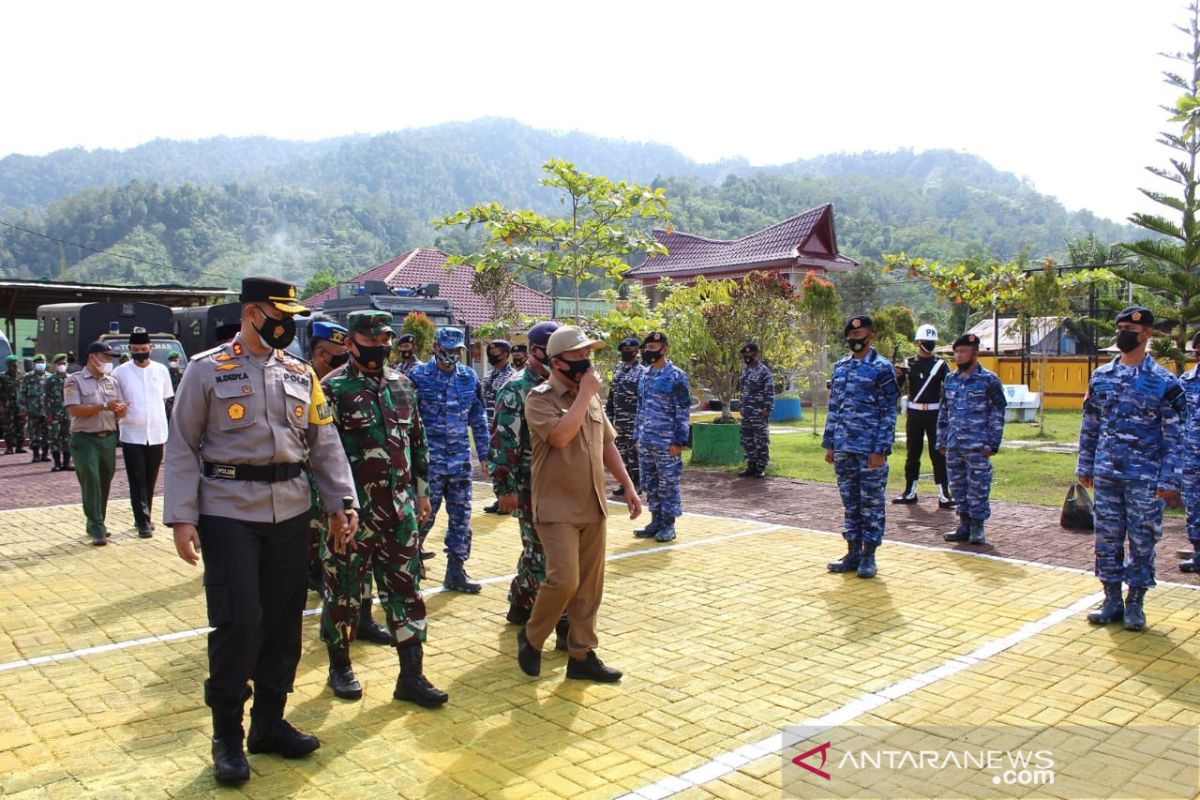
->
[[627, 203, 857, 280], [302, 248, 552, 326]]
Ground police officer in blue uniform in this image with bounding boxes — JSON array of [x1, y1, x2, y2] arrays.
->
[[823, 315, 899, 579], [1077, 306, 1184, 631], [633, 332, 691, 543], [407, 327, 490, 593], [937, 333, 1007, 545]]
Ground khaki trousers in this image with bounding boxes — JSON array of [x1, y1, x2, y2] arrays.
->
[[525, 520, 606, 659]]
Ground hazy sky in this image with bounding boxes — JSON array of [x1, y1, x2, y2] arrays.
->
[[2, 0, 1188, 222]]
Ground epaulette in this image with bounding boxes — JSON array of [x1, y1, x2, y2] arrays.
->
[[529, 383, 554, 395]]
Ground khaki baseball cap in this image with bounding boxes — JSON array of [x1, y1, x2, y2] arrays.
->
[[546, 326, 604, 359]]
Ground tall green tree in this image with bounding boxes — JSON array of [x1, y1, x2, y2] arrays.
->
[[1120, 2, 1200, 365], [435, 159, 670, 320]]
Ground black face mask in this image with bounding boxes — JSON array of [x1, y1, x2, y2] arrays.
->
[[354, 344, 389, 371], [487, 352, 504, 366], [641, 349, 661, 365], [742, 354, 755, 365], [397, 348, 414, 360], [558, 357, 591, 381], [531, 347, 548, 366], [328, 352, 350, 370], [846, 338, 867, 353], [512, 355, 527, 367], [1115, 329, 1142, 353], [916, 340, 936, 353], [620, 349, 637, 363], [254, 309, 296, 349], [131, 352, 151, 363]]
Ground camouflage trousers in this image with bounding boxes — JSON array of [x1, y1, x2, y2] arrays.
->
[[3, 404, 24, 447], [25, 415, 48, 449], [740, 417, 769, 471], [614, 424, 640, 488], [945, 448, 993, 521], [420, 469, 474, 561], [1184, 470, 1200, 545], [47, 417, 70, 456], [639, 443, 683, 518], [319, 500, 425, 650], [1093, 476, 1162, 589], [509, 501, 547, 611], [833, 451, 888, 546]]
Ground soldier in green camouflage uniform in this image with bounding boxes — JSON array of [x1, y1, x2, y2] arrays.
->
[[45, 354, 73, 471], [18, 354, 50, 463], [1, 355, 25, 454], [319, 310, 447, 708]]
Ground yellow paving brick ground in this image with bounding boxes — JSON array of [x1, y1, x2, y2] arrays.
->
[[1, 499, 1197, 798]]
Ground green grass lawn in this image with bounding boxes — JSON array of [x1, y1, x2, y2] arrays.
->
[[687, 410, 1087, 508]]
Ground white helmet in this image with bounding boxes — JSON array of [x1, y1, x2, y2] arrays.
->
[[914, 324, 938, 342]]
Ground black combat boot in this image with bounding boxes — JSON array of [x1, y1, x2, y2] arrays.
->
[[357, 596, 392, 645], [737, 466, 757, 478], [516, 626, 541, 676], [968, 519, 986, 546], [827, 540, 862, 573], [326, 646, 362, 700], [15, 443, 26, 454], [634, 511, 662, 538], [566, 650, 622, 683], [654, 515, 677, 543], [1123, 587, 1147, 631], [1180, 543, 1200, 573], [40, 447, 50, 463], [443, 556, 481, 593], [554, 615, 569, 651], [210, 707, 250, 785], [506, 603, 531, 625], [50, 452, 62, 472], [857, 543, 878, 579], [246, 693, 320, 758], [61, 452, 74, 471], [483, 501, 501, 514], [937, 483, 956, 510], [393, 641, 448, 707], [1086, 582, 1125, 625], [892, 480, 918, 505], [30, 447, 38, 463], [944, 514, 970, 542]]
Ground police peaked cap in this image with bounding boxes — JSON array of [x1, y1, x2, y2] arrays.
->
[[643, 331, 669, 347], [953, 333, 981, 349], [1115, 306, 1154, 327], [844, 316, 873, 335], [240, 276, 308, 314]]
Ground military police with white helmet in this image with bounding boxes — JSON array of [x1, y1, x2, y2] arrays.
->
[[892, 323, 955, 509]]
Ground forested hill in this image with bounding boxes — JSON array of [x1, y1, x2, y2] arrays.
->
[[0, 118, 1136, 290]]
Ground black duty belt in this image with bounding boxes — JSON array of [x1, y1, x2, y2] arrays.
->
[[203, 461, 304, 482]]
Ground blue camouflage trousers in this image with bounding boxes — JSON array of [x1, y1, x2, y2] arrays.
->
[[740, 418, 770, 471], [639, 443, 683, 518], [945, 448, 993, 521], [1093, 476, 1161, 588], [833, 452, 888, 546], [419, 469, 474, 561], [1184, 471, 1200, 545]]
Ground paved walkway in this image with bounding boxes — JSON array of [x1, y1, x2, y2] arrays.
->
[[2, 460, 1200, 797]]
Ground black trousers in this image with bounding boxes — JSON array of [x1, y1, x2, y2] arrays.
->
[[121, 442, 163, 531], [199, 512, 309, 713], [904, 408, 947, 486]]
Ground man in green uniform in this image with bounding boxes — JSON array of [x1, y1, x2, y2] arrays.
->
[[1, 355, 25, 454], [64, 342, 127, 544], [320, 310, 446, 707], [45, 354, 73, 471], [18, 354, 50, 463]]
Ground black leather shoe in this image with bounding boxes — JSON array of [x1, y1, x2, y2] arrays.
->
[[138, 525, 154, 538], [357, 616, 392, 645], [566, 651, 622, 683], [517, 627, 541, 676], [506, 604, 531, 625], [246, 717, 320, 758], [737, 468, 756, 477], [483, 501, 501, 514], [91, 532, 107, 546]]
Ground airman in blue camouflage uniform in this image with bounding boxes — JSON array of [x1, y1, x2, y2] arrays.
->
[[738, 342, 774, 478], [1180, 331, 1200, 574], [823, 316, 899, 579], [634, 332, 691, 543], [1077, 306, 1185, 632], [408, 327, 490, 593], [937, 333, 1007, 546], [605, 336, 644, 497], [395, 333, 420, 376]]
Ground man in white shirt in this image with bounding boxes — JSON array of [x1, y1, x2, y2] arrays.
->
[[112, 329, 174, 537]]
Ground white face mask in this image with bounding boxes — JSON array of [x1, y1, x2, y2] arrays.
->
[[33, 363, 46, 373], [55, 364, 67, 374], [99, 362, 113, 375]]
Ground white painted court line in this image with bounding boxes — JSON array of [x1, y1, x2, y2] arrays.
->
[[616, 591, 1104, 800], [0, 522, 782, 674]]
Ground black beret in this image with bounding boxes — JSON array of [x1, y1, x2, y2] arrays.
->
[[643, 331, 669, 346], [741, 342, 759, 353], [397, 333, 416, 344], [1115, 306, 1154, 327], [844, 316, 873, 335], [619, 337, 641, 349], [488, 339, 511, 351], [953, 333, 981, 349]]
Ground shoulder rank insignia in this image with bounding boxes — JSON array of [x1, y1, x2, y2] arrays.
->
[[231, 342, 244, 357]]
